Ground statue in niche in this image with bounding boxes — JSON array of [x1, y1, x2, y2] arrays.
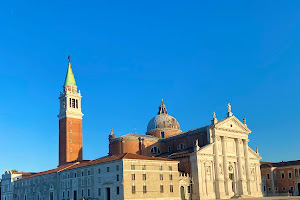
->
[[206, 166, 211, 174], [251, 168, 254, 175], [228, 165, 233, 172]]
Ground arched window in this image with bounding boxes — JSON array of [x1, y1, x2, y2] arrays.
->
[[177, 143, 185, 150], [150, 146, 161, 154]]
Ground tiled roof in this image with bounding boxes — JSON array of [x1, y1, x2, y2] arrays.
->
[[17, 153, 176, 181], [16, 162, 80, 181], [159, 147, 194, 158], [261, 160, 300, 168], [12, 172, 36, 175]]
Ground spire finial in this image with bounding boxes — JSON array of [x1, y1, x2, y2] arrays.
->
[[109, 127, 115, 139], [227, 103, 233, 117], [64, 55, 76, 86], [243, 118, 246, 125], [134, 128, 137, 135], [158, 99, 168, 115], [255, 147, 258, 153]]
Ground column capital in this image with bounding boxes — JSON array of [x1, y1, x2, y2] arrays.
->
[[243, 139, 249, 143]]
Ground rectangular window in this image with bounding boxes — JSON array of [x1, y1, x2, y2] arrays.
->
[[281, 172, 285, 179], [142, 165, 146, 170], [143, 185, 147, 193], [160, 174, 163, 180], [169, 174, 173, 180], [98, 168, 101, 174], [76, 99, 78, 109], [88, 189, 90, 196], [81, 190, 84, 197], [267, 173, 270, 179], [288, 172, 292, 179], [72, 99, 75, 108], [188, 186, 191, 193], [117, 187, 120, 195], [88, 170, 90, 175], [82, 171, 84, 176], [74, 172, 77, 178], [160, 185, 164, 193], [116, 165, 119, 171], [131, 165, 135, 170], [132, 186, 136, 194], [107, 167, 110, 172], [170, 185, 174, 192], [117, 175, 119, 181], [98, 188, 101, 196], [168, 146, 171, 152], [143, 174, 146, 180], [69, 98, 72, 107], [62, 192, 64, 198], [67, 191, 70, 198], [132, 174, 135, 180]]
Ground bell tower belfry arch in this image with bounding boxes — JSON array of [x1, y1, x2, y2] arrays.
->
[[58, 56, 84, 166]]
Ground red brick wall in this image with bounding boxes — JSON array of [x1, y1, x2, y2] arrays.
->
[[261, 166, 295, 195], [146, 130, 181, 138], [59, 117, 82, 166]]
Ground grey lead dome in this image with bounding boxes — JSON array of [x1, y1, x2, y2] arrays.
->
[[146, 100, 180, 132]]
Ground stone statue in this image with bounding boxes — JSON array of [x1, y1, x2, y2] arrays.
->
[[243, 118, 246, 124], [227, 103, 231, 113], [213, 111, 216, 119], [227, 103, 233, 117]]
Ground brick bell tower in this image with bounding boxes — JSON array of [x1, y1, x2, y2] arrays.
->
[[58, 56, 84, 166]]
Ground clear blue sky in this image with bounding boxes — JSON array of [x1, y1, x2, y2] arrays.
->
[[1, 1, 300, 174]]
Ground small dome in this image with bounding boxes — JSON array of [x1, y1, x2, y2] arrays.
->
[[146, 99, 180, 133]]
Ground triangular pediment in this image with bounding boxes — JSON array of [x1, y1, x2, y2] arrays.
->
[[198, 143, 214, 155], [214, 116, 251, 134], [248, 147, 262, 159]]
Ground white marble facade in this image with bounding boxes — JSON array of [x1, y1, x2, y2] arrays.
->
[[190, 111, 263, 199]]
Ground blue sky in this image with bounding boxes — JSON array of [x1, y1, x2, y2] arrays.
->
[[1, 1, 300, 174]]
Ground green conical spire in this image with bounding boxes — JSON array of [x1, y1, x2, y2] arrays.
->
[[64, 56, 76, 86]]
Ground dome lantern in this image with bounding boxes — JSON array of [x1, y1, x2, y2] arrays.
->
[[146, 100, 181, 138]]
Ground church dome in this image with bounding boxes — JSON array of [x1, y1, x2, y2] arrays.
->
[[146, 100, 181, 137], [147, 114, 180, 132]]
